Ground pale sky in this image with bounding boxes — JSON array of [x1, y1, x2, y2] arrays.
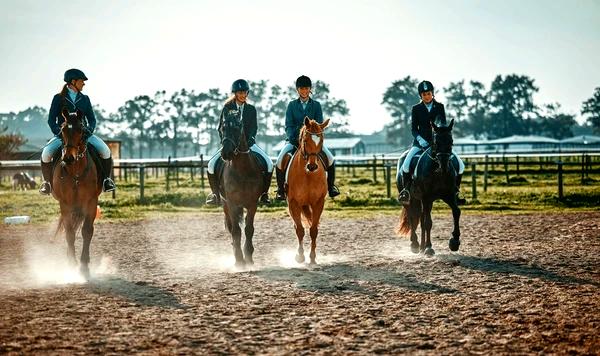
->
[[1, 0, 599, 134]]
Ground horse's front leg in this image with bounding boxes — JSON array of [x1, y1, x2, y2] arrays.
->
[[443, 196, 461, 251], [244, 204, 257, 265], [288, 201, 305, 263], [61, 205, 77, 266], [308, 199, 325, 265], [228, 205, 245, 268], [422, 200, 435, 257], [80, 203, 96, 279], [408, 201, 420, 254]]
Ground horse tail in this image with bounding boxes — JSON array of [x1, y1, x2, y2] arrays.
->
[[301, 205, 313, 228], [396, 205, 419, 236], [54, 209, 86, 239]]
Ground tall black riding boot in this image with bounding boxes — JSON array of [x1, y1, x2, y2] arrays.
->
[[39, 161, 54, 195], [398, 171, 412, 205], [326, 163, 340, 198], [259, 171, 273, 205], [101, 158, 116, 192], [205, 172, 221, 205], [275, 168, 286, 201], [456, 173, 466, 205]]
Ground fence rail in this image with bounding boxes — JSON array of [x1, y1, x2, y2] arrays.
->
[[2, 152, 599, 201]]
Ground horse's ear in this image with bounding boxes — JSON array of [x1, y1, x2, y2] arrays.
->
[[320, 119, 330, 130], [304, 116, 310, 126], [448, 118, 454, 131]]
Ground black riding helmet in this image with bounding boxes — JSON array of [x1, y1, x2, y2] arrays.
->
[[418, 80, 434, 95], [296, 75, 312, 88], [64, 68, 88, 83], [231, 79, 250, 93]]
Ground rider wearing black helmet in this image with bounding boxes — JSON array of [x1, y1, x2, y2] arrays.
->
[[274, 75, 340, 200], [39, 68, 116, 195], [205, 79, 273, 205], [397, 80, 465, 205]]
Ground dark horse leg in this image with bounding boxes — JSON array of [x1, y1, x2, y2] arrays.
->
[[442, 195, 461, 251], [408, 199, 421, 254], [244, 205, 257, 265], [60, 204, 77, 266], [223, 203, 245, 267], [422, 200, 435, 257], [308, 199, 325, 265], [80, 201, 96, 279]]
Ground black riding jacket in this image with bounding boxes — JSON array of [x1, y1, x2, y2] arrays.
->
[[411, 99, 446, 148], [218, 100, 257, 147]]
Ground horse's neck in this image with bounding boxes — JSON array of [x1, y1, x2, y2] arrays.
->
[[230, 152, 256, 172], [63, 154, 91, 177]]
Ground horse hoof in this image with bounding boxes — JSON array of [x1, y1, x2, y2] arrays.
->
[[424, 248, 435, 257], [80, 266, 90, 280], [449, 238, 460, 251], [410, 243, 420, 254], [235, 260, 246, 269], [309, 260, 317, 266], [295, 254, 305, 263], [245, 258, 254, 265]]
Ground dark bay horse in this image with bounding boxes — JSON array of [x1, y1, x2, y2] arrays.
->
[[286, 117, 330, 265], [397, 119, 461, 257], [219, 113, 265, 267], [52, 108, 102, 278]]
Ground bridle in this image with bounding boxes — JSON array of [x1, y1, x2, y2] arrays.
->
[[300, 128, 324, 163], [59, 111, 92, 186], [221, 118, 249, 156]]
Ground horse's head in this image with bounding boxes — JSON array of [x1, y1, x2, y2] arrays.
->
[[59, 108, 87, 165], [299, 117, 329, 172], [220, 108, 247, 161], [431, 118, 454, 173]]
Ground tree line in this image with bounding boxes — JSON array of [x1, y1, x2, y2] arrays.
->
[[1, 75, 599, 159]]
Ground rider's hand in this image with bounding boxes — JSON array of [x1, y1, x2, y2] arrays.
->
[[417, 135, 429, 148]]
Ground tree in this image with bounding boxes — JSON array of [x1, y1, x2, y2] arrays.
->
[[311, 81, 351, 137], [486, 74, 538, 138], [382, 76, 420, 145], [533, 103, 575, 139], [198, 88, 226, 153], [582, 87, 600, 134], [116, 96, 157, 158], [444, 80, 468, 137], [0, 127, 26, 159]]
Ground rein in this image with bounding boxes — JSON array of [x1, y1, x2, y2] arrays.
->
[[299, 129, 324, 163]]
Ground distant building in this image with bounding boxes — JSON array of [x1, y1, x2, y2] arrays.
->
[[271, 137, 366, 156]]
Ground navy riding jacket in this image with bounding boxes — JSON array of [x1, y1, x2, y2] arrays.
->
[[411, 99, 446, 148], [285, 98, 323, 146], [217, 100, 258, 147], [47, 93, 96, 136]]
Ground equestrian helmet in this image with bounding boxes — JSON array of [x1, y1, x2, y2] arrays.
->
[[296, 75, 312, 88], [64, 68, 88, 83], [418, 80, 434, 95], [231, 79, 250, 93]]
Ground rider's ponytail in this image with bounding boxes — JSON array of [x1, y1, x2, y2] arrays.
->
[[225, 95, 236, 105], [59, 84, 68, 98]]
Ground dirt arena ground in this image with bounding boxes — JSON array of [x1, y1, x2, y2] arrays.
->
[[0, 211, 598, 354]]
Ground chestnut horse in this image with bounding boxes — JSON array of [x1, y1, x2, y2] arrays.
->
[[219, 112, 264, 267], [52, 108, 102, 278], [286, 117, 330, 265]]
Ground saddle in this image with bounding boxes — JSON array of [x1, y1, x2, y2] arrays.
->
[[50, 143, 104, 186], [400, 148, 460, 180], [214, 150, 270, 195], [282, 147, 328, 185]]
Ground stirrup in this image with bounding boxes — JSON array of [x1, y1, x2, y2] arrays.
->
[[102, 178, 116, 192], [398, 189, 410, 205], [456, 192, 466, 205], [205, 193, 221, 206], [275, 190, 286, 201], [259, 193, 271, 205], [39, 181, 52, 195]]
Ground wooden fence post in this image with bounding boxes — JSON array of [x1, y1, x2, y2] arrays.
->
[[386, 164, 391, 198], [483, 155, 489, 192], [200, 154, 205, 190], [166, 156, 171, 192], [139, 165, 145, 201], [372, 155, 377, 183], [503, 155, 509, 185], [557, 161, 564, 200], [471, 162, 477, 201]]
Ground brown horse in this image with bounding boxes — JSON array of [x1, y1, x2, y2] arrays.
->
[[286, 117, 330, 265], [219, 112, 265, 268], [52, 108, 101, 278]]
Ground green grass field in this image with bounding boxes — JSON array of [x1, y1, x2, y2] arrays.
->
[[1, 166, 598, 224]]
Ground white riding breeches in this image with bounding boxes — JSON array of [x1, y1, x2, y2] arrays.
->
[[207, 144, 273, 174], [276, 143, 334, 170], [41, 134, 111, 163]]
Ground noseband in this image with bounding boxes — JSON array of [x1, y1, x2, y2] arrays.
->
[[300, 130, 323, 162]]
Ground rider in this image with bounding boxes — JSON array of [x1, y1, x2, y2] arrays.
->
[[274, 75, 340, 200], [397, 80, 465, 204], [205, 79, 273, 206], [39, 68, 116, 195]]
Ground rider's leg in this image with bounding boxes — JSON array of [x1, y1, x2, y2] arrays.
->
[[399, 146, 421, 204], [205, 150, 222, 205], [454, 151, 466, 204], [250, 144, 273, 204], [39, 137, 62, 195], [88, 135, 116, 192], [275, 143, 295, 200], [322, 146, 340, 198]]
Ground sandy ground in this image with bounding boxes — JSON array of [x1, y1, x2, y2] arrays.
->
[[0, 211, 598, 355]]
